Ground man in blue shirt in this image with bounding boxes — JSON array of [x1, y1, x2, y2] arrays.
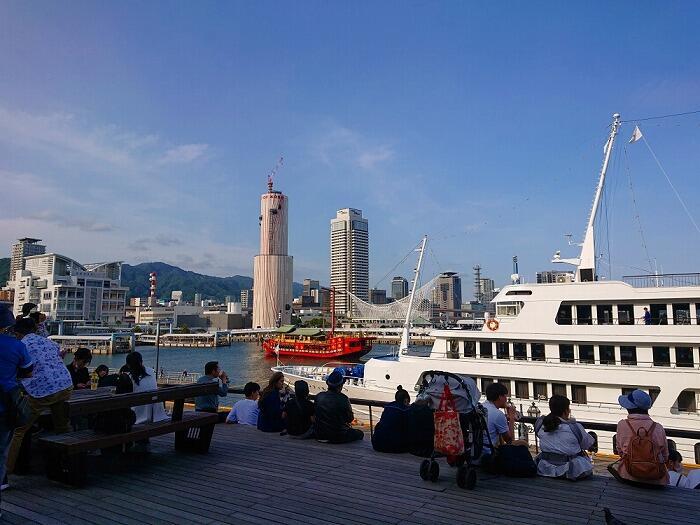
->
[[0, 305, 33, 500], [194, 361, 229, 422]]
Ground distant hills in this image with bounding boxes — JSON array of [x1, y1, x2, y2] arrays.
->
[[0, 258, 303, 302]]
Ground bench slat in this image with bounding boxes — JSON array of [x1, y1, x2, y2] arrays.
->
[[39, 412, 218, 452]]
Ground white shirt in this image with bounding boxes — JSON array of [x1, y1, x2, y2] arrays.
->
[[226, 398, 259, 425], [131, 367, 169, 424], [482, 401, 509, 454], [20, 334, 72, 398], [668, 471, 689, 488], [536, 419, 594, 480]]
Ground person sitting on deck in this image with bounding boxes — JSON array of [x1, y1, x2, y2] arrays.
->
[[226, 382, 260, 425], [6, 318, 73, 476], [535, 395, 595, 480], [285, 380, 315, 439], [95, 364, 119, 388], [314, 370, 364, 444], [481, 382, 526, 455], [406, 397, 434, 457], [257, 372, 288, 433], [608, 389, 669, 487], [667, 450, 689, 488], [125, 352, 169, 425], [194, 361, 230, 423], [372, 386, 410, 453], [66, 347, 92, 389]]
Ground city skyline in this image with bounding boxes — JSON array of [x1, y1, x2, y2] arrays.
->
[[2, 3, 700, 289]]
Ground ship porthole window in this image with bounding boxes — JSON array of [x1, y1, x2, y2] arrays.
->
[[385, 374, 390, 380]]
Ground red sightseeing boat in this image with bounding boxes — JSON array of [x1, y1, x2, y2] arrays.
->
[[262, 288, 374, 359], [262, 328, 374, 359]]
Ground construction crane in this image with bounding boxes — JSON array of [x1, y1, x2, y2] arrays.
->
[[267, 156, 284, 192]]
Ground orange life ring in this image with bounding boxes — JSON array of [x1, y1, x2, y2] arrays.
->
[[486, 319, 499, 331]]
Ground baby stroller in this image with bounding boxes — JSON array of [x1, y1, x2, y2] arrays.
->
[[416, 371, 487, 490]]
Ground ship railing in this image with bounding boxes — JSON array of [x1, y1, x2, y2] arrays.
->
[[622, 272, 700, 288]]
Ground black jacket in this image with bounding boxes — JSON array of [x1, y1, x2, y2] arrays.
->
[[314, 390, 353, 441]]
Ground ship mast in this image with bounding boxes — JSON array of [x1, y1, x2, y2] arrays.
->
[[399, 236, 427, 353]]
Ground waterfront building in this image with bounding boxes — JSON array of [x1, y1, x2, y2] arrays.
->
[[479, 277, 496, 303], [370, 288, 387, 305], [134, 305, 174, 324], [10, 254, 127, 325], [432, 272, 462, 322], [240, 289, 253, 309], [330, 208, 369, 317], [252, 179, 293, 328], [537, 270, 575, 284], [391, 276, 409, 300], [9, 238, 46, 284]]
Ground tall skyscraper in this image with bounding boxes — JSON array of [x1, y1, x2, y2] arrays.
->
[[9, 238, 45, 284], [391, 276, 409, 300], [253, 179, 293, 328], [432, 272, 462, 321], [330, 208, 369, 317], [240, 289, 253, 309]]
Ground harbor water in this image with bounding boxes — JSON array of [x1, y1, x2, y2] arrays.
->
[[88, 342, 424, 386]]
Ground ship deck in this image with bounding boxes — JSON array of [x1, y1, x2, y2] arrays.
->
[[4, 423, 698, 525]]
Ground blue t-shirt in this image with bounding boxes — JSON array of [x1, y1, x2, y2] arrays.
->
[[482, 401, 509, 455], [0, 334, 33, 413]]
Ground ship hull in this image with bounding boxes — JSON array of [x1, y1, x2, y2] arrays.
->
[[262, 335, 373, 359]]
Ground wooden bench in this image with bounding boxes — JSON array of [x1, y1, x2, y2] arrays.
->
[[39, 382, 220, 486]]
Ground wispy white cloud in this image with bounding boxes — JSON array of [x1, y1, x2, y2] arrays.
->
[[26, 210, 114, 232], [311, 123, 395, 171], [128, 234, 183, 252], [357, 145, 395, 169], [159, 143, 209, 164]]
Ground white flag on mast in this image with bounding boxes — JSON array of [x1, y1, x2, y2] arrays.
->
[[628, 125, 643, 144]]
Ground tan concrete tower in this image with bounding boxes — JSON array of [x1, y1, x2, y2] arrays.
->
[[252, 177, 293, 328]]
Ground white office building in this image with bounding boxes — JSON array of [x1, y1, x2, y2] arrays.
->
[[10, 254, 128, 325], [330, 208, 369, 317]]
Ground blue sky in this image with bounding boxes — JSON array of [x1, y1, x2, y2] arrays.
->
[[2, 1, 700, 294]]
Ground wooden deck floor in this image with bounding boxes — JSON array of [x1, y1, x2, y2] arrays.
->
[[2, 424, 698, 525]]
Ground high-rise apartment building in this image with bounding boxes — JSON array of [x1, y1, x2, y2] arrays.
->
[[391, 276, 409, 300], [536, 270, 574, 284], [432, 272, 462, 321], [370, 288, 387, 305], [479, 277, 496, 303], [253, 179, 293, 328], [9, 254, 127, 324], [240, 289, 253, 310], [9, 238, 46, 284], [330, 208, 369, 317]]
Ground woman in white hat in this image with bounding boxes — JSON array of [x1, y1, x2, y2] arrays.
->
[[609, 389, 669, 486]]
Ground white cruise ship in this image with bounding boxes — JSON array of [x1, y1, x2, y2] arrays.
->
[[277, 114, 700, 462]]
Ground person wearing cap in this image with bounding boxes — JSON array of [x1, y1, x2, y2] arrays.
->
[[6, 318, 73, 476], [609, 389, 669, 486], [313, 370, 363, 444], [0, 305, 34, 495]]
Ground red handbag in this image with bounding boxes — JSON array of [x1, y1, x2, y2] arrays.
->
[[433, 384, 464, 456]]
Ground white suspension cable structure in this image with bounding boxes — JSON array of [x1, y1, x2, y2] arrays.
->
[[346, 274, 440, 322]]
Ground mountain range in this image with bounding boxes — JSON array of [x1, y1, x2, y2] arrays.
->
[[0, 258, 303, 302]]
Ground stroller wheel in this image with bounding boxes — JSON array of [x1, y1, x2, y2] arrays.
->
[[419, 459, 431, 481], [457, 466, 477, 490], [429, 460, 440, 482]]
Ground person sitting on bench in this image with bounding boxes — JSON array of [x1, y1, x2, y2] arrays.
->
[[126, 352, 168, 425], [535, 395, 595, 480], [314, 370, 363, 444], [195, 361, 229, 423], [66, 347, 92, 389]]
